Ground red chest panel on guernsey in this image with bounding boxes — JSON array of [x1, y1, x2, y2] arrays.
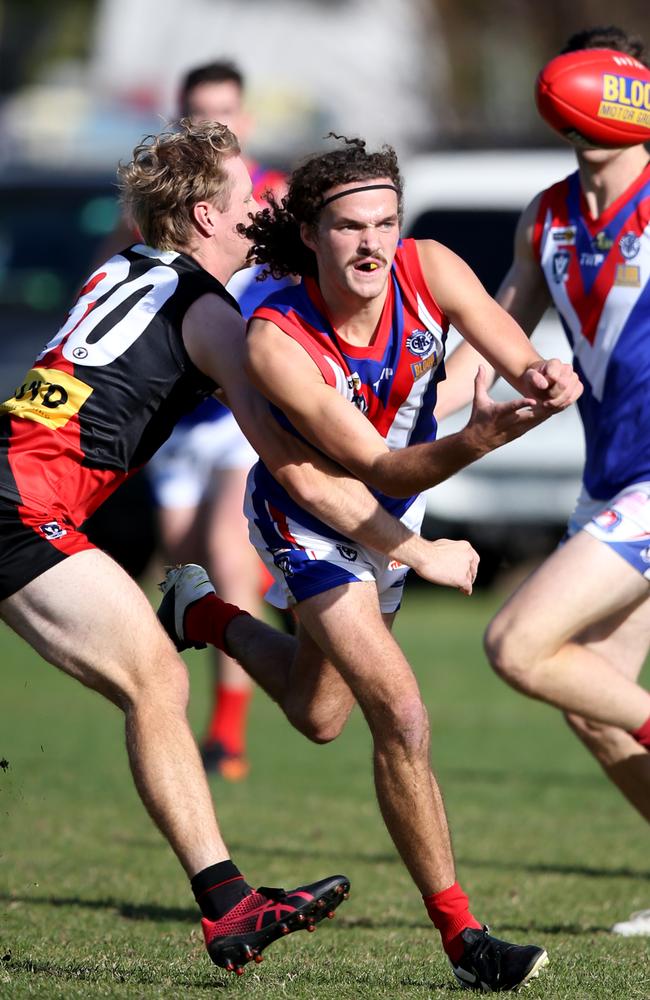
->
[[0, 247, 233, 525]]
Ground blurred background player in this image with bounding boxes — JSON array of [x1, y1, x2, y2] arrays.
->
[[436, 25, 650, 936], [147, 60, 290, 780]]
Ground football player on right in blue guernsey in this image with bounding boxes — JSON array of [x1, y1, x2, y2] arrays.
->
[[437, 25, 650, 938], [163, 134, 581, 990]]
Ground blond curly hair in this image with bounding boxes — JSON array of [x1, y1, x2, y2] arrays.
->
[[117, 119, 241, 250]]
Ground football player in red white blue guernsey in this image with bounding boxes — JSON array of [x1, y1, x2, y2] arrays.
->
[[177, 134, 580, 990], [438, 26, 650, 938]]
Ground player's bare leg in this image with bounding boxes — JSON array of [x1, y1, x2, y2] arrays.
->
[[1, 548, 227, 875], [485, 530, 650, 732], [160, 568, 457, 887], [295, 581, 457, 893], [561, 595, 650, 936], [562, 597, 650, 823], [227, 614, 357, 742], [160, 563, 357, 739], [159, 566, 548, 985], [293, 581, 548, 986], [1, 549, 351, 973]]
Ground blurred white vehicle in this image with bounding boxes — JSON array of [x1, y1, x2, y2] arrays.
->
[[402, 150, 585, 566]]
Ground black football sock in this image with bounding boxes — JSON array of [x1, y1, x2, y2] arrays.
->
[[191, 860, 252, 920]]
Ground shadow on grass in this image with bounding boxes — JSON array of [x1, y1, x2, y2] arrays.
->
[[226, 841, 649, 882], [0, 892, 195, 923], [456, 857, 650, 881], [4, 957, 224, 991], [0, 893, 619, 938]]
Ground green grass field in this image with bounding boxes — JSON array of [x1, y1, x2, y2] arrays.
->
[[1, 582, 649, 999]]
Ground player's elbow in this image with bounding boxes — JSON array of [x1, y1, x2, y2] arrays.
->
[[275, 462, 329, 511]]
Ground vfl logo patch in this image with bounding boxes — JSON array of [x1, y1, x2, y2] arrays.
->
[[336, 544, 358, 562], [619, 231, 641, 260], [593, 509, 622, 532], [0, 368, 93, 429], [551, 251, 570, 284], [39, 520, 68, 541], [273, 553, 294, 578]]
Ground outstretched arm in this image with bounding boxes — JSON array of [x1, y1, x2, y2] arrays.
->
[[182, 293, 478, 593], [433, 194, 566, 421], [246, 314, 550, 499]]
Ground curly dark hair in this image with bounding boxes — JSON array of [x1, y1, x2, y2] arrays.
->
[[244, 134, 403, 280], [561, 25, 648, 67]]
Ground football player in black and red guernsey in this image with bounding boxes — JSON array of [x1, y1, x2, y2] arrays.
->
[[0, 121, 362, 976]]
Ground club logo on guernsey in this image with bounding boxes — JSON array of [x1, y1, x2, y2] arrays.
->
[[619, 232, 641, 260], [406, 328, 443, 379], [406, 329, 436, 359]]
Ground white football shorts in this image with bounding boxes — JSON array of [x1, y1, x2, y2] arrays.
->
[[245, 477, 426, 613], [148, 413, 257, 509]]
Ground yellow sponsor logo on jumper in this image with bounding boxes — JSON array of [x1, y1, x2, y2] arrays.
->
[[614, 264, 641, 287], [0, 368, 93, 429], [599, 74, 650, 126], [410, 353, 438, 380]]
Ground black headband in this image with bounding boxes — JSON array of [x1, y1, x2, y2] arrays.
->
[[320, 184, 399, 209]]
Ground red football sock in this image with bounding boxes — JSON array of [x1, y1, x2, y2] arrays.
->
[[630, 713, 650, 750], [185, 594, 249, 654], [423, 882, 482, 962], [206, 684, 252, 754]]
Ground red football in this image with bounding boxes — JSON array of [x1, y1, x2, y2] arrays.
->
[[536, 48, 650, 148]]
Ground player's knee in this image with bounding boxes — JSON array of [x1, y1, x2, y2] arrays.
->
[[484, 616, 533, 690], [285, 703, 345, 744], [376, 695, 430, 758], [122, 646, 190, 714]]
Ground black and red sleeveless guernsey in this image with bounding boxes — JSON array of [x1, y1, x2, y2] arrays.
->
[[0, 244, 237, 598]]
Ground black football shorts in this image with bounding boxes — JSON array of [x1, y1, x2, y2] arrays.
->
[[0, 494, 95, 601]]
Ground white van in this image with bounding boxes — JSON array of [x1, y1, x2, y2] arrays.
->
[[402, 149, 585, 565]]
